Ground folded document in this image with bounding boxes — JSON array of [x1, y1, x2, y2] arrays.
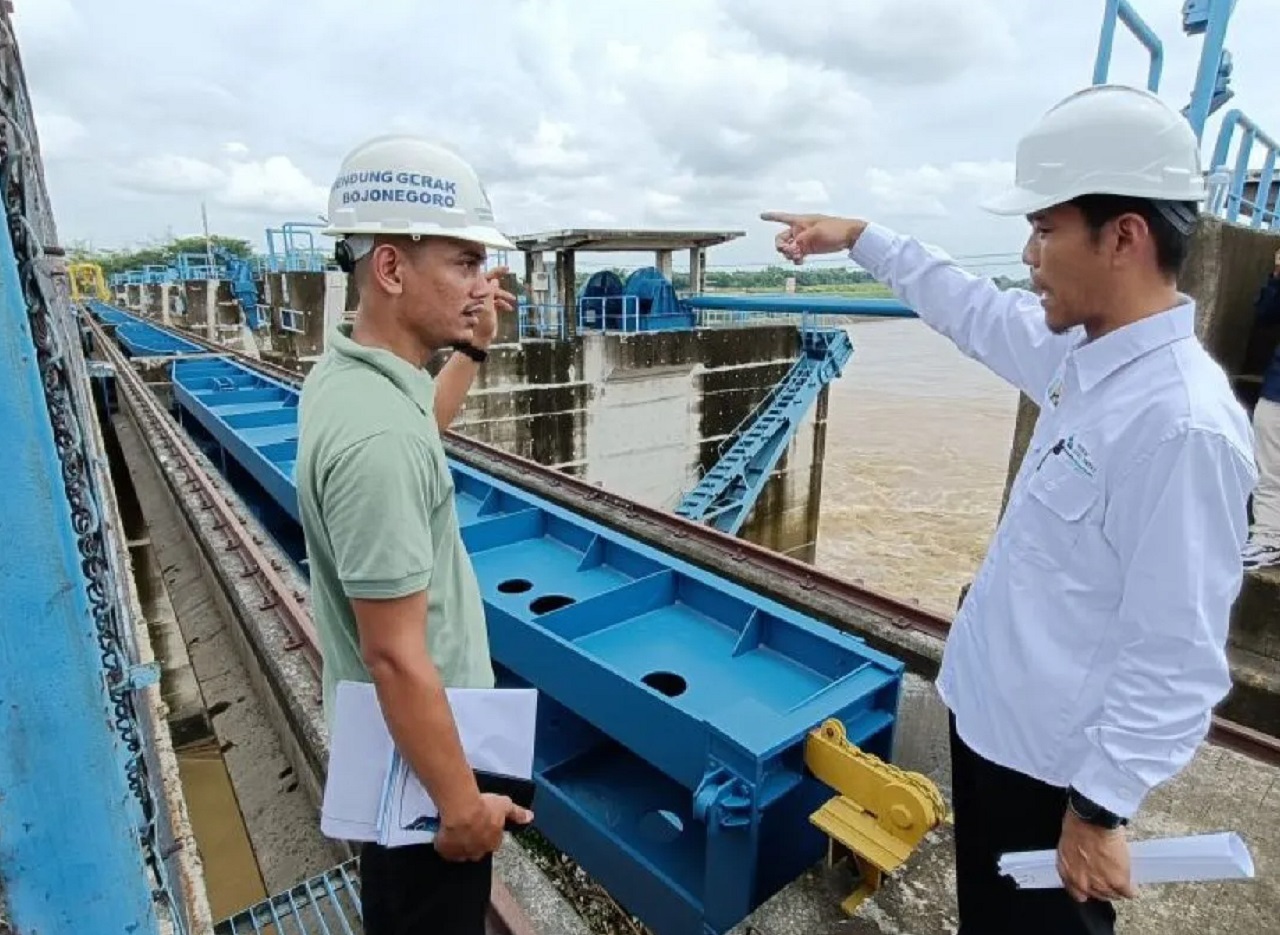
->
[[320, 679, 538, 847], [999, 832, 1255, 889]]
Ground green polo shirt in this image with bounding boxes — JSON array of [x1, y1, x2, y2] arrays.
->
[[296, 323, 494, 727]]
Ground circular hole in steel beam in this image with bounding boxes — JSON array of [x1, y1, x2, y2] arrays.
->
[[529, 594, 575, 614], [642, 671, 687, 697], [638, 808, 684, 844], [498, 578, 533, 594]]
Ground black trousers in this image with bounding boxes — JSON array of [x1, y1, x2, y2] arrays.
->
[[949, 714, 1117, 934], [359, 841, 492, 935]]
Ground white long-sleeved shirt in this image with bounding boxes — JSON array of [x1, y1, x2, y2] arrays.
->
[[849, 222, 1258, 818]]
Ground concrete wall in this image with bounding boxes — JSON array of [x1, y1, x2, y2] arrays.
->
[[445, 324, 826, 559]]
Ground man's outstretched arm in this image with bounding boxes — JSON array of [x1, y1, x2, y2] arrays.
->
[[761, 211, 1073, 405]]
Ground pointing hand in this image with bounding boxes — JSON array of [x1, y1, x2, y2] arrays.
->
[[760, 212, 867, 264]]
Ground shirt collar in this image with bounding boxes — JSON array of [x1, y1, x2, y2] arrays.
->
[[1069, 296, 1196, 394], [327, 323, 436, 416]]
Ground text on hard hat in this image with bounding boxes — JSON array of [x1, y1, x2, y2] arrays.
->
[[332, 169, 460, 209]]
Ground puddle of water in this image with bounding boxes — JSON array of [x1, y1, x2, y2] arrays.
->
[[176, 741, 268, 921]]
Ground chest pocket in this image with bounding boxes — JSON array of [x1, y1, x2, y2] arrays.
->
[[1012, 453, 1103, 568]]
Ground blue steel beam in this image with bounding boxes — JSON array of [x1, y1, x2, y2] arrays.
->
[[138, 338, 905, 935], [675, 328, 854, 534], [0, 186, 161, 932], [684, 292, 915, 317], [86, 300, 207, 356]]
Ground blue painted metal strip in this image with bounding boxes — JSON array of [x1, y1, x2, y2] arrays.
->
[[149, 343, 904, 934], [675, 328, 854, 534], [86, 300, 207, 356], [0, 183, 160, 932], [684, 292, 915, 317]]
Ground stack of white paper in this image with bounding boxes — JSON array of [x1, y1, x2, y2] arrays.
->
[[999, 832, 1256, 889], [320, 679, 538, 847]]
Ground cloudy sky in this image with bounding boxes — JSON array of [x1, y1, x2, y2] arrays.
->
[[16, 0, 1280, 275]]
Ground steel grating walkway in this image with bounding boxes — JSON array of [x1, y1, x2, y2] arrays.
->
[[214, 860, 362, 935]]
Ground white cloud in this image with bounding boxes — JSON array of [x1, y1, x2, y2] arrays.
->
[[11, 0, 1280, 268], [865, 161, 1015, 218], [725, 0, 1019, 84], [33, 110, 86, 161]]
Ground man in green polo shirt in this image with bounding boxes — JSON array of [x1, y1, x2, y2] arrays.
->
[[297, 134, 530, 935]]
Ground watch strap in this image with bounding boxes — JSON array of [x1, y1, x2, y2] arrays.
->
[[452, 342, 488, 363], [1067, 787, 1126, 829]]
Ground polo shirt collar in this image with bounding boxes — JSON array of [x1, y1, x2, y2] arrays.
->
[[1069, 296, 1196, 394], [327, 323, 435, 416]]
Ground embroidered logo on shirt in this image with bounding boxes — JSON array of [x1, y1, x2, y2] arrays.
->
[[1062, 435, 1096, 477]]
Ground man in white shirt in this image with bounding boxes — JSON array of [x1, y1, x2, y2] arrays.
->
[[764, 84, 1257, 934]]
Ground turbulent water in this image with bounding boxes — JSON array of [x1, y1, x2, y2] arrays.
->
[[813, 318, 1021, 618]]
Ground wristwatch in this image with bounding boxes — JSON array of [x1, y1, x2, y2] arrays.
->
[[452, 341, 488, 363], [1067, 787, 1127, 829]]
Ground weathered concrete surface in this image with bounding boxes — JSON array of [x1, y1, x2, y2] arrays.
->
[[734, 673, 1280, 935], [111, 407, 339, 897], [446, 323, 828, 559]]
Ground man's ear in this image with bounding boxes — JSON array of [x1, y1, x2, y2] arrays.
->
[[370, 243, 404, 295]]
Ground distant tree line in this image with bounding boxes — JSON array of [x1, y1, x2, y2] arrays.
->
[[67, 235, 254, 276]]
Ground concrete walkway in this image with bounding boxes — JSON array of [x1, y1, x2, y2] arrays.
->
[[735, 676, 1278, 935]]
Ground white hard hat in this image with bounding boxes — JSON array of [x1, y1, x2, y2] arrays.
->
[[981, 84, 1206, 218], [321, 134, 515, 251]]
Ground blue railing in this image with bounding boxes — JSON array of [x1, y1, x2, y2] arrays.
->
[[1092, 0, 1164, 91], [1090, 0, 1272, 230], [1210, 110, 1280, 229], [264, 221, 329, 273]]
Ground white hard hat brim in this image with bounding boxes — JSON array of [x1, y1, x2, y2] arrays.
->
[[321, 222, 516, 252], [978, 184, 1060, 217]]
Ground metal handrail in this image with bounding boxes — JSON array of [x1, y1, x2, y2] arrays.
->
[[1093, 0, 1164, 91], [1209, 109, 1280, 229]]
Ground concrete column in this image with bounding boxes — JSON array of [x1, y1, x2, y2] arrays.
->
[[494, 270, 520, 345], [204, 280, 218, 340], [655, 249, 673, 279], [555, 250, 576, 338], [688, 248, 703, 295], [159, 284, 171, 325]]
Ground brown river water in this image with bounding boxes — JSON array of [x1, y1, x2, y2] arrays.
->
[[814, 318, 1020, 617]]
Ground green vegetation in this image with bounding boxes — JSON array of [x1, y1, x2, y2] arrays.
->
[[66, 235, 254, 276]]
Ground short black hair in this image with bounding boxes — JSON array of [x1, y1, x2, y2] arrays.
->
[[1069, 194, 1195, 278]]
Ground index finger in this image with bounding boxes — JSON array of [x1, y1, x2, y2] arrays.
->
[[486, 265, 510, 279], [760, 211, 800, 225]]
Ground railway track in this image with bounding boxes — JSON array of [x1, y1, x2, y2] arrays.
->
[[89, 309, 1280, 776]]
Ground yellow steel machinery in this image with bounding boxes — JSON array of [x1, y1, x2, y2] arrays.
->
[[805, 718, 949, 913], [68, 262, 109, 303]]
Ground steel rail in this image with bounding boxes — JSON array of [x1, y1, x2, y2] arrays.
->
[[96, 310, 1280, 769], [89, 315, 323, 674]]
